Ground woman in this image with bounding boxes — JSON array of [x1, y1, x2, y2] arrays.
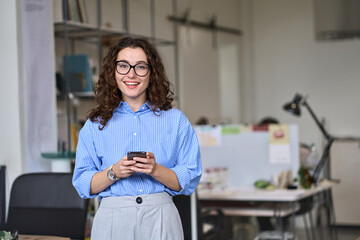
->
[[72, 37, 202, 240]]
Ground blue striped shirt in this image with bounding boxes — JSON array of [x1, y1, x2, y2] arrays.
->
[[72, 101, 202, 199]]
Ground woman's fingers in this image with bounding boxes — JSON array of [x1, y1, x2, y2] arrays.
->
[[132, 152, 157, 174]]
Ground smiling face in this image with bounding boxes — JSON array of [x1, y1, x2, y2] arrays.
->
[[115, 47, 150, 107]]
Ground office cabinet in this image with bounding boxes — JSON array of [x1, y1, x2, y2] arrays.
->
[[330, 141, 360, 225]]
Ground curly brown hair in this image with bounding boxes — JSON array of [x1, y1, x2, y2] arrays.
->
[[87, 37, 174, 130]]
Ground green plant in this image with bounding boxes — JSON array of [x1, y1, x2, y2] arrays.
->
[[0, 231, 13, 240], [298, 166, 313, 189]]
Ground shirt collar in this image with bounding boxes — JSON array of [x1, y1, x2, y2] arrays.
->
[[117, 100, 151, 113]]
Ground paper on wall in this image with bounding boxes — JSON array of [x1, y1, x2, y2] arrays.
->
[[268, 124, 291, 164], [195, 125, 222, 147]]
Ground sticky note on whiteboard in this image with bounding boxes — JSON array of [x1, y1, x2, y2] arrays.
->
[[269, 144, 291, 164], [195, 125, 222, 147], [269, 124, 291, 164]]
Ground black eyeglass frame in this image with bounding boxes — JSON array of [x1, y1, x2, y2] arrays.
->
[[115, 61, 151, 77]]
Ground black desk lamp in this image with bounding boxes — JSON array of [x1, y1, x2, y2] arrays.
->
[[283, 93, 335, 184]]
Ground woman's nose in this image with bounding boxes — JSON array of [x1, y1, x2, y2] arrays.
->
[[128, 67, 136, 77]]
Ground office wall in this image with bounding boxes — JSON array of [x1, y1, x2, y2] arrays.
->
[[0, 0, 57, 214], [177, 0, 243, 124], [178, 27, 221, 123], [246, 0, 360, 156], [22, 1, 57, 172], [0, 0, 25, 213]]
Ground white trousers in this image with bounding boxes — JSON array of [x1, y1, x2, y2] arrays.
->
[[91, 192, 184, 240]]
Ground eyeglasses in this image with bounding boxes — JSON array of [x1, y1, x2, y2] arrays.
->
[[115, 61, 151, 77]]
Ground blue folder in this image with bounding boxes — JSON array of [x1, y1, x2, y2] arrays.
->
[[63, 54, 93, 92]]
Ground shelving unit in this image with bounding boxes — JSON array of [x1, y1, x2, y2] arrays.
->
[[54, 21, 175, 45], [54, 0, 179, 154]]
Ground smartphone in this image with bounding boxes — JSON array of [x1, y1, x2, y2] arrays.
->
[[127, 151, 147, 161]]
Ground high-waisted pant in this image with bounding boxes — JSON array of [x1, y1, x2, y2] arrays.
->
[[91, 192, 184, 240]]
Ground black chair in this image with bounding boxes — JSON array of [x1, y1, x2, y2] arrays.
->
[[295, 196, 315, 240], [4, 172, 89, 240], [256, 197, 315, 240], [173, 192, 223, 240], [0, 165, 6, 229]]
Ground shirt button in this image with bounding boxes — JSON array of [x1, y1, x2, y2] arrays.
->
[[134, 116, 137, 119], [136, 197, 143, 204], [139, 189, 143, 192], [133, 132, 137, 136]]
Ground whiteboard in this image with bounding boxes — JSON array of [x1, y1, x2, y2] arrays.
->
[[195, 124, 299, 187]]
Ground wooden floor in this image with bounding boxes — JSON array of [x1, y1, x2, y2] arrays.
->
[[218, 217, 360, 240], [226, 226, 360, 240], [297, 226, 360, 240]]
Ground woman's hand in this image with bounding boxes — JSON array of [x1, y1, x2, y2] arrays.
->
[[90, 155, 136, 194], [132, 152, 181, 191], [112, 155, 137, 179], [131, 152, 158, 176]]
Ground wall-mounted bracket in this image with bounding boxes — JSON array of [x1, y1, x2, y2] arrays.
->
[[167, 15, 242, 36]]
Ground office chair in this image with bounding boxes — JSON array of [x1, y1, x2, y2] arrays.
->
[[254, 196, 315, 240], [4, 172, 89, 240], [295, 196, 316, 240], [173, 192, 224, 240], [0, 166, 5, 229]]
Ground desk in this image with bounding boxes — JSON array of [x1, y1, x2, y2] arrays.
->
[[198, 180, 338, 239], [19, 235, 70, 240]]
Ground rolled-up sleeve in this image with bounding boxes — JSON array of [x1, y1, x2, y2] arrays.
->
[[72, 120, 101, 199], [168, 113, 202, 195]]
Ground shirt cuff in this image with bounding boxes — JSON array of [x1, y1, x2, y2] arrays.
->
[[73, 170, 98, 199], [168, 165, 193, 195]]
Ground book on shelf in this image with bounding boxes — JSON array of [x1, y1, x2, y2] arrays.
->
[[53, 0, 88, 23], [78, 0, 88, 23], [62, 54, 93, 93], [70, 0, 77, 22], [75, 0, 82, 22], [65, 0, 72, 21], [53, 0, 63, 22]]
